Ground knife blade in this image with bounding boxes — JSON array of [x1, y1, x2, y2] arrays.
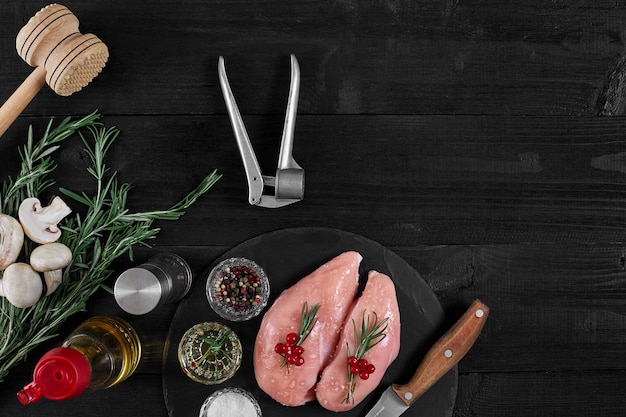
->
[[364, 299, 489, 417]]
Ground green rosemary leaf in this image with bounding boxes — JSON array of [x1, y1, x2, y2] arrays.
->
[[100, 284, 114, 295], [59, 187, 93, 206], [36, 145, 60, 161]]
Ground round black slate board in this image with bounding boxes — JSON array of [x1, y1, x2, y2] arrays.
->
[[163, 227, 457, 417]]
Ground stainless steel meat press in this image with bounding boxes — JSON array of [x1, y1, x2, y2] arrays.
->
[[218, 55, 305, 208]]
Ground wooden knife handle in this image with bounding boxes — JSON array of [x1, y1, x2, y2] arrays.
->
[[392, 299, 489, 406]]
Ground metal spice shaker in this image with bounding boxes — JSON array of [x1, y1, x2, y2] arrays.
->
[[114, 253, 193, 315]]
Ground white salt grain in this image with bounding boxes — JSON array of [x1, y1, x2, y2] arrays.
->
[[200, 388, 260, 417]]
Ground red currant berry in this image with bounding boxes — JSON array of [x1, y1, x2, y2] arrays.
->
[[293, 345, 304, 355], [350, 364, 361, 375], [286, 332, 298, 345], [287, 354, 298, 364], [274, 343, 284, 354], [359, 372, 370, 380], [282, 344, 292, 355], [293, 355, 305, 366], [357, 358, 368, 368], [347, 356, 358, 366], [366, 363, 376, 374]]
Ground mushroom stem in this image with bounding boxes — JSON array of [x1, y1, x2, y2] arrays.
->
[[43, 269, 63, 296]]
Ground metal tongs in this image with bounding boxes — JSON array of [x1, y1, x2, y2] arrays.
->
[[218, 55, 305, 208]]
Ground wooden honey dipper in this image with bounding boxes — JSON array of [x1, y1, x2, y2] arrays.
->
[[0, 4, 109, 137]]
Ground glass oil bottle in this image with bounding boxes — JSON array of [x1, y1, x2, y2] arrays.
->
[[18, 316, 142, 405]]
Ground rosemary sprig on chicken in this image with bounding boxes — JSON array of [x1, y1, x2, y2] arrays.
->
[[274, 301, 321, 368], [343, 310, 388, 404]]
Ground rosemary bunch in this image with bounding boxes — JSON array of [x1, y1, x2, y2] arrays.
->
[[0, 113, 221, 381]]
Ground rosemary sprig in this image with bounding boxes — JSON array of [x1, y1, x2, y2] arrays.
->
[[343, 310, 389, 404], [278, 301, 320, 368], [198, 330, 234, 366], [0, 113, 221, 381], [297, 301, 321, 345]]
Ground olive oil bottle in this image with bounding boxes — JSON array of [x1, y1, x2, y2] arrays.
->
[[18, 316, 141, 405]]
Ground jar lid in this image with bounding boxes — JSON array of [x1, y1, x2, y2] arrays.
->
[[114, 267, 163, 315], [18, 347, 91, 404]]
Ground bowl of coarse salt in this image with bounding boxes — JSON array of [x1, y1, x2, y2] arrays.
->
[[199, 387, 262, 417]]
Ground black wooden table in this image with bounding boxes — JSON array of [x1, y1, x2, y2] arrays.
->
[[1, 1, 626, 416]]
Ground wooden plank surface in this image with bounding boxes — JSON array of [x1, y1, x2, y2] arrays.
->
[[4, 114, 626, 246], [1, 0, 626, 416], [0, 1, 625, 116]]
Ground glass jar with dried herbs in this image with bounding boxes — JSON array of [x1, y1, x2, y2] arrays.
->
[[177, 322, 242, 384]]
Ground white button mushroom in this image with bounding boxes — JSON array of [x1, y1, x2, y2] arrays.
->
[[18, 196, 72, 244], [30, 242, 73, 271], [30, 242, 73, 296], [0, 213, 24, 270], [0, 263, 43, 308]]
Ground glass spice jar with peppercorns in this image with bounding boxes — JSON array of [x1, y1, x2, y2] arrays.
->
[[206, 257, 270, 321]]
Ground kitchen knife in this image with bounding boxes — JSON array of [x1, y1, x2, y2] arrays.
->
[[364, 299, 489, 417]]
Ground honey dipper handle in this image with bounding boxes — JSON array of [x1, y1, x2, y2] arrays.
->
[[0, 66, 47, 138]]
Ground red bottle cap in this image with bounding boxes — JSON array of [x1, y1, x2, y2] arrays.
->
[[17, 347, 91, 405]]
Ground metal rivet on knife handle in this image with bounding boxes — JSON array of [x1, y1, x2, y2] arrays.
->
[[391, 299, 489, 407]]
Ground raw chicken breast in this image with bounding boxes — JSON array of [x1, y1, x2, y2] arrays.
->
[[253, 251, 362, 406], [316, 270, 401, 411]]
